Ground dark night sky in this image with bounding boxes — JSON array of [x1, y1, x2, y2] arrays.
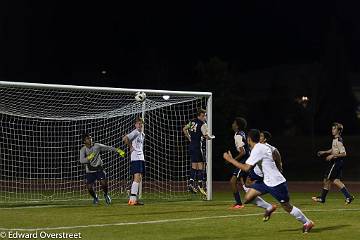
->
[[1, 1, 360, 89]]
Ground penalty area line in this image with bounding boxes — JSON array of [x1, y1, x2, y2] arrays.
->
[[0, 208, 359, 231]]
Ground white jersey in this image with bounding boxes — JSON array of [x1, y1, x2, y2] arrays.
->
[[253, 143, 277, 178], [246, 143, 286, 187], [265, 143, 276, 152], [127, 129, 145, 161], [253, 165, 263, 177]]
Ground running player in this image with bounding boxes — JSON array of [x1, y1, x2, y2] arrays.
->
[[224, 129, 314, 233], [229, 117, 250, 208]]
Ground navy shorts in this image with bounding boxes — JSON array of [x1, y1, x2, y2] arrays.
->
[[130, 160, 146, 175], [86, 171, 106, 184], [251, 181, 290, 203], [248, 169, 263, 182], [324, 159, 344, 180], [190, 149, 204, 163]]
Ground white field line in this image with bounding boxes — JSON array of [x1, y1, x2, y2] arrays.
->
[[0, 208, 359, 231], [0, 198, 352, 210]]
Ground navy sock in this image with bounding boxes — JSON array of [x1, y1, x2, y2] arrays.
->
[[320, 188, 328, 201], [340, 187, 351, 199], [197, 169, 204, 182], [202, 170, 206, 182], [88, 188, 97, 199], [233, 191, 242, 205], [102, 184, 108, 196], [190, 168, 197, 183]]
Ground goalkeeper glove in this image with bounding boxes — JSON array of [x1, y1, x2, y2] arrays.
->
[[87, 152, 96, 161], [116, 148, 126, 158]]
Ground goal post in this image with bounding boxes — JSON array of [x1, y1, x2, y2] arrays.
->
[[0, 81, 213, 202]]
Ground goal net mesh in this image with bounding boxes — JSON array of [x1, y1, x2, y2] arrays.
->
[[0, 83, 209, 202]]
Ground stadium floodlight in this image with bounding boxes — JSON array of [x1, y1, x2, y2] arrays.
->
[[0, 81, 213, 202]]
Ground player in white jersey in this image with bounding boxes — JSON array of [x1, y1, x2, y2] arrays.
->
[[245, 131, 282, 187], [312, 122, 354, 204], [224, 129, 314, 233], [123, 117, 145, 205], [80, 133, 125, 205]]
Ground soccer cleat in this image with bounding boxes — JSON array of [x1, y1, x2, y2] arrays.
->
[[303, 221, 314, 233], [263, 204, 277, 222], [93, 196, 99, 205], [134, 201, 144, 206], [128, 199, 144, 206], [311, 196, 325, 203], [128, 199, 137, 205], [104, 194, 112, 205], [345, 195, 355, 205], [198, 186, 207, 197], [230, 204, 245, 209], [188, 184, 198, 193]]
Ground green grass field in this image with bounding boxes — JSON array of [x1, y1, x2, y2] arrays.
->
[[0, 192, 359, 240]]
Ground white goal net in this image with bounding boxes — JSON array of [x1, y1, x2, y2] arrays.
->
[[0, 81, 213, 202]]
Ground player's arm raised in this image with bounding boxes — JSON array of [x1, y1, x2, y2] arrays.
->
[[183, 122, 191, 142], [223, 151, 252, 172]]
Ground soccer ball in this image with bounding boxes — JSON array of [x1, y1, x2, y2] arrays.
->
[[135, 91, 146, 102]]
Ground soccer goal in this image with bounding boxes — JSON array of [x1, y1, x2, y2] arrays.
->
[[0, 81, 213, 202]]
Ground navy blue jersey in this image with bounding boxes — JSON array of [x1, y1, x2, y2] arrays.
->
[[187, 118, 206, 151], [234, 131, 250, 163]]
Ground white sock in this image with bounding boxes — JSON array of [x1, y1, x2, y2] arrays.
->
[[242, 185, 249, 192], [130, 181, 139, 201], [290, 206, 310, 224], [252, 197, 272, 210]]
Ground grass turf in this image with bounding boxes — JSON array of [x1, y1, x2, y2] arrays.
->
[[0, 192, 359, 240]]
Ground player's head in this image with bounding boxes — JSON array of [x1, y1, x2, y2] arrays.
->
[[332, 122, 343, 136], [260, 130, 272, 143], [82, 133, 92, 146], [232, 117, 247, 132], [197, 108, 207, 122], [247, 129, 260, 149], [135, 117, 144, 130]]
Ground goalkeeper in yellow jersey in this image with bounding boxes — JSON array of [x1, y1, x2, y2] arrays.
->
[[80, 133, 125, 205]]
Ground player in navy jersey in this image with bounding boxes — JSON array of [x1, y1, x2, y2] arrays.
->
[[183, 109, 215, 197], [229, 117, 250, 209], [312, 122, 354, 204]]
